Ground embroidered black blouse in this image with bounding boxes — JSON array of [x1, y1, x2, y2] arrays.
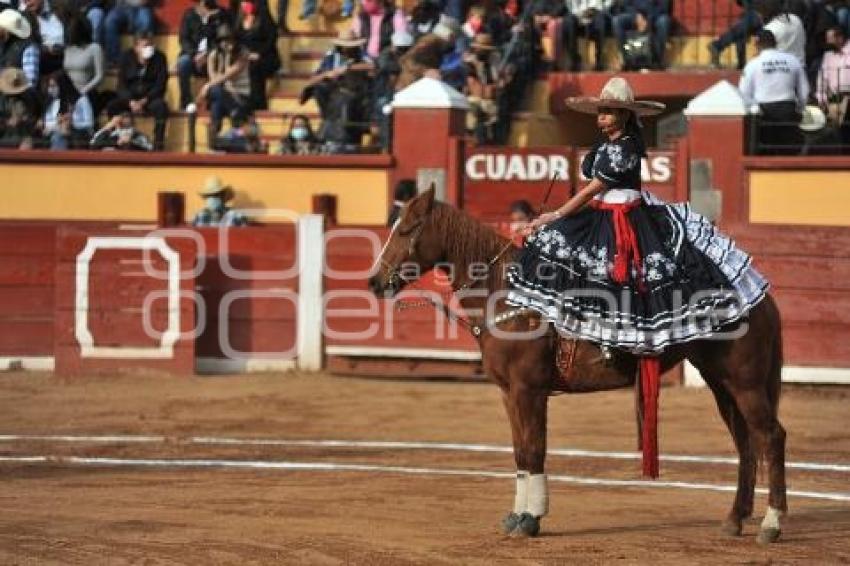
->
[[580, 134, 643, 191]]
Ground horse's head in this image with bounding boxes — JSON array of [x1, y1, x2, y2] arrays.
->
[[369, 186, 443, 297]]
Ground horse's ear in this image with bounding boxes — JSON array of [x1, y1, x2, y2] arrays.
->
[[408, 185, 436, 218]]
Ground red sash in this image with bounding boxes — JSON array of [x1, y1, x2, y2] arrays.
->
[[589, 198, 661, 479]]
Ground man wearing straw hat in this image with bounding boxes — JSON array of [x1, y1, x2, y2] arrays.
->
[[191, 176, 249, 226], [0, 8, 38, 88], [0, 67, 40, 148]]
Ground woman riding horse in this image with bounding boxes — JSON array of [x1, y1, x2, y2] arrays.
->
[[369, 76, 786, 545]]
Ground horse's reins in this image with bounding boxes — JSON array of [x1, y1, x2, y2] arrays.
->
[[386, 173, 562, 338]]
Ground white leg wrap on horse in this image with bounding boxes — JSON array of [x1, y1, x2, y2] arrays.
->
[[761, 506, 782, 530], [513, 471, 529, 514], [527, 474, 549, 518]]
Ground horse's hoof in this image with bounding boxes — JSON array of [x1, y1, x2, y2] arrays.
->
[[720, 518, 743, 537], [757, 527, 781, 545], [510, 512, 540, 537], [501, 512, 521, 534]]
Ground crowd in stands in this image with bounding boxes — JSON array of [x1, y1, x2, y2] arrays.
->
[[728, 0, 850, 152], [3, 0, 850, 153]]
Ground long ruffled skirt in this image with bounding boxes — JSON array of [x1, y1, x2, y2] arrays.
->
[[505, 192, 769, 354]]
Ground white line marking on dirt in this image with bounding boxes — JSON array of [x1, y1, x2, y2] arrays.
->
[[0, 434, 848, 473], [1, 455, 849, 503]]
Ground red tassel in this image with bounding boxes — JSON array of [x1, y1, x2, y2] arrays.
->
[[612, 253, 629, 283], [639, 357, 661, 478]]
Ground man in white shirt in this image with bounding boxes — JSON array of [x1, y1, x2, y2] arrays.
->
[[739, 30, 809, 154], [20, 0, 64, 75], [815, 26, 850, 107]]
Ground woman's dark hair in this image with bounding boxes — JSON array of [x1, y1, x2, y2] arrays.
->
[[509, 199, 534, 218], [622, 110, 647, 157], [22, 11, 42, 45], [67, 16, 93, 47], [393, 179, 417, 201], [45, 70, 81, 112], [286, 114, 316, 140]]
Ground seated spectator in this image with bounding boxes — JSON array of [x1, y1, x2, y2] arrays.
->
[[709, 0, 761, 70], [508, 199, 533, 244], [192, 176, 249, 226], [0, 9, 40, 88], [464, 33, 507, 144], [762, 0, 807, 65], [302, 30, 374, 153], [563, 0, 613, 71], [351, 0, 406, 60], [0, 66, 41, 148], [214, 112, 266, 152], [527, 0, 566, 70], [105, 31, 168, 150], [20, 0, 64, 75], [40, 69, 93, 148], [613, 0, 670, 70], [739, 30, 809, 153], [63, 16, 103, 111], [816, 25, 850, 125], [90, 110, 153, 150], [280, 113, 320, 154], [104, 0, 154, 65], [177, 0, 228, 110], [199, 23, 251, 149], [409, 0, 440, 40], [387, 178, 416, 226], [236, 0, 280, 111]]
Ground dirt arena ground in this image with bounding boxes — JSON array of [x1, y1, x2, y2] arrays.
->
[[0, 371, 848, 565]]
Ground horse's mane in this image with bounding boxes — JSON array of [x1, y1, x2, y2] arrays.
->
[[429, 202, 513, 288]]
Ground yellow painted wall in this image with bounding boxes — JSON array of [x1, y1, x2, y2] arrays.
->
[[0, 163, 388, 225], [749, 170, 850, 226]]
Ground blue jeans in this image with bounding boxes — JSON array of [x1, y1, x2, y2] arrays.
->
[[208, 84, 248, 125], [712, 7, 760, 69], [87, 7, 105, 45], [105, 4, 154, 62], [563, 11, 609, 70], [300, 0, 352, 18], [613, 10, 671, 67], [177, 53, 208, 108]]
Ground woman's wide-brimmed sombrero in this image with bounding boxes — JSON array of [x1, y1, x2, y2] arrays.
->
[[565, 77, 666, 116]]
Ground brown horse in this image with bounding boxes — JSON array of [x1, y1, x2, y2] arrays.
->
[[368, 187, 787, 544]]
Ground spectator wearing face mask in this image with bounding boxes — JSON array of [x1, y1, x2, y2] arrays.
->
[[40, 70, 94, 149], [104, 0, 154, 65], [90, 110, 153, 150], [409, 0, 440, 40], [280, 113, 319, 154], [215, 113, 266, 152], [105, 31, 169, 150], [19, 0, 64, 75], [198, 23, 251, 150], [192, 176, 249, 226], [613, 0, 671, 70], [350, 0, 406, 60], [236, 0, 280, 111], [177, 0, 230, 110]]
